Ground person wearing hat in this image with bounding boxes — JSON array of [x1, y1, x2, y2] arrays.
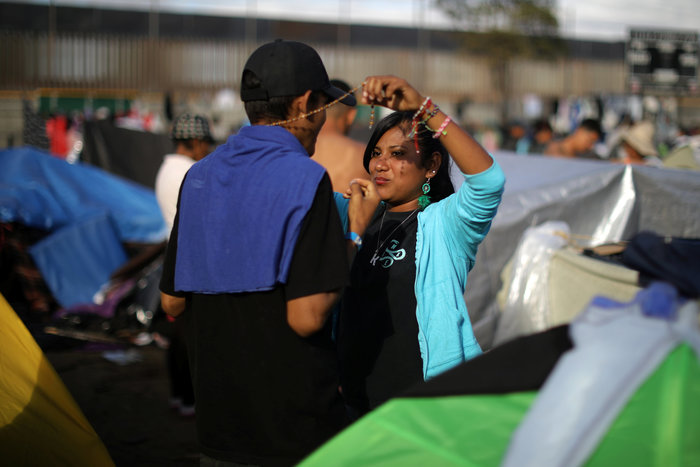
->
[[154, 113, 214, 419], [619, 120, 663, 166], [158, 40, 375, 465], [155, 113, 215, 234]]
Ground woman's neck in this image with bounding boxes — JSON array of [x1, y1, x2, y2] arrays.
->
[[387, 199, 420, 212]]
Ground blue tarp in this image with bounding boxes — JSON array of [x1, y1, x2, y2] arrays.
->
[[1, 147, 167, 308], [29, 213, 128, 307], [0, 147, 166, 243]]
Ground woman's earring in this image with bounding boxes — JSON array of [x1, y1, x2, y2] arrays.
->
[[418, 177, 432, 209], [369, 105, 375, 130]]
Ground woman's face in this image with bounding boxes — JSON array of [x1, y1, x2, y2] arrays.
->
[[368, 126, 433, 212]]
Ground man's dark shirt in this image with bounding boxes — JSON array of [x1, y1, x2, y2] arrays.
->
[[160, 174, 349, 465]]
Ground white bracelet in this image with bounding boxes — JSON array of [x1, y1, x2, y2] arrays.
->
[[413, 96, 431, 121]]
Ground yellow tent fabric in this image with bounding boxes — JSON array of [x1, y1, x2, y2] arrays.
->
[[0, 293, 114, 466]]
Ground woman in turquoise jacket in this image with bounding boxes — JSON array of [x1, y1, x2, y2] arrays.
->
[[337, 75, 505, 416]]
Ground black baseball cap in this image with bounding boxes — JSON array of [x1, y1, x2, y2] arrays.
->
[[240, 40, 356, 107]]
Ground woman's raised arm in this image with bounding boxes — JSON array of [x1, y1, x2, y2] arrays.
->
[[361, 75, 493, 175]]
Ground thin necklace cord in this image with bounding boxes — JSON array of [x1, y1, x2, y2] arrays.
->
[[373, 207, 419, 258]]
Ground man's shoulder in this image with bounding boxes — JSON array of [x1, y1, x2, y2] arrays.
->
[[314, 134, 364, 161]]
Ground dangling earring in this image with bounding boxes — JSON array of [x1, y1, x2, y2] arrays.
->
[[368, 105, 375, 130], [418, 177, 432, 209]]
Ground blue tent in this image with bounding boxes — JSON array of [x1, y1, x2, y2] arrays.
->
[[0, 147, 166, 243], [0, 147, 167, 307]]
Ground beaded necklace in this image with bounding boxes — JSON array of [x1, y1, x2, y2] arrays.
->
[[266, 82, 375, 129]]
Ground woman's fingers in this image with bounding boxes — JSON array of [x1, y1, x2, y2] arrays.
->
[[349, 178, 372, 197], [347, 178, 380, 236], [362, 76, 393, 104], [361, 75, 422, 111], [357, 178, 381, 199]]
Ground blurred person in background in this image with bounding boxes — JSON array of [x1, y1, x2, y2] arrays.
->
[[311, 78, 367, 192], [156, 113, 214, 232], [526, 119, 554, 155], [500, 120, 528, 153], [544, 118, 602, 159], [616, 120, 663, 166], [602, 113, 634, 160], [154, 113, 214, 418]]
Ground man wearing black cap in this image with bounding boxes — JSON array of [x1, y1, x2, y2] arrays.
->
[[159, 40, 372, 465]]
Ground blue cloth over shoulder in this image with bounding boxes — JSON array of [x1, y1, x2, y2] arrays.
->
[[174, 125, 325, 294]]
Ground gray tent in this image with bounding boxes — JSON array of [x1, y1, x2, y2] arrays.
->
[[458, 153, 700, 349]]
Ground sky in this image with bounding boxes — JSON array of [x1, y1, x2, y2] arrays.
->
[[18, 0, 700, 42]]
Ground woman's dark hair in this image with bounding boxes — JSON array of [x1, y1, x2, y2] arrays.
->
[[363, 111, 454, 203], [242, 70, 325, 124]]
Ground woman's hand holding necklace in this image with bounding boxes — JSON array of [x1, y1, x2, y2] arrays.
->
[[362, 74, 493, 175], [345, 178, 380, 238], [361, 75, 424, 112]]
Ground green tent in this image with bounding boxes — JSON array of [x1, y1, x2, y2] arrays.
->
[[301, 343, 700, 466]]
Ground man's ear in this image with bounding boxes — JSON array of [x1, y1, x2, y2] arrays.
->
[[289, 90, 312, 117]]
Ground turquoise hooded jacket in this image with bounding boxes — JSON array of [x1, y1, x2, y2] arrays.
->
[[335, 159, 505, 380]]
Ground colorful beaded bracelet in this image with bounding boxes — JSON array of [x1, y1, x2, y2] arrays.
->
[[432, 115, 451, 139]]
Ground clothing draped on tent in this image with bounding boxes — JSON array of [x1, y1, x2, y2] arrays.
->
[[493, 220, 642, 345]]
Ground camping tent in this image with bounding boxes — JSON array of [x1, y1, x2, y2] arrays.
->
[[301, 342, 699, 466], [0, 147, 166, 308], [0, 147, 166, 243], [300, 285, 700, 466], [463, 152, 700, 349], [0, 292, 113, 465], [302, 160, 700, 465]]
